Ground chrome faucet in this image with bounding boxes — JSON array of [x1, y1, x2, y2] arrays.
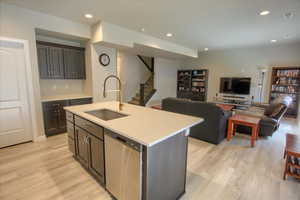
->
[[103, 75, 123, 111]]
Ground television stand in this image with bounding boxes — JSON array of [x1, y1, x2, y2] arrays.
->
[[213, 94, 251, 110]]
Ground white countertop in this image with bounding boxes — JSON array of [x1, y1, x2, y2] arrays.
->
[[41, 94, 93, 102], [64, 101, 204, 147]]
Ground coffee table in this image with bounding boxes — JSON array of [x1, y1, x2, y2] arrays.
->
[[227, 114, 260, 147]]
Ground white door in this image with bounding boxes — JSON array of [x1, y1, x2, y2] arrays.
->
[[0, 39, 33, 148]]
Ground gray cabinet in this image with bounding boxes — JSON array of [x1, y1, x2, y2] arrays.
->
[[75, 126, 89, 168], [88, 133, 105, 181], [73, 116, 105, 184], [63, 48, 86, 79], [69, 98, 92, 106], [48, 46, 64, 79], [42, 100, 67, 136], [37, 44, 50, 79], [42, 98, 92, 137], [37, 41, 86, 79]]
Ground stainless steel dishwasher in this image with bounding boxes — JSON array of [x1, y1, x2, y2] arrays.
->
[[104, 130, 142, 200]]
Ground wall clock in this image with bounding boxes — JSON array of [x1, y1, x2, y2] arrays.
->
[[99, 53, 110, 66]]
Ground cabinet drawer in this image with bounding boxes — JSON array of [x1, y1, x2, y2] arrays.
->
[[75, 116, 104, 140], [67, 122, 74, 139], [66, 111, 74, 122], [68, 137, 76, 155], [69, 98, 92, 106]]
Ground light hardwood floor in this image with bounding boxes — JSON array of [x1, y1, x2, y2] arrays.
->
[[0, 119, 300, 200]]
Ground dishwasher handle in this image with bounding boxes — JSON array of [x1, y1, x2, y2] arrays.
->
[[105, 130, 142, 152], [115, 136, 127, 144]]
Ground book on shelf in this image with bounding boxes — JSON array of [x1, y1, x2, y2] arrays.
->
[[276, 69, 300, 77], [271, 85, 297, 93]]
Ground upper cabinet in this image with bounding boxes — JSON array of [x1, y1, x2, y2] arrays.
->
[[36, 41, 86, 80], [63, 48, 86, 79]]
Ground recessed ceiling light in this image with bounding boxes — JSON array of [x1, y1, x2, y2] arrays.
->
[[84, 14, 93, 19], [141, 28, 145, 32], [166, 33, 173, 37], [270, 39, 277, 43], [204, 48, 209, 51], [259, 10, 270, 16]]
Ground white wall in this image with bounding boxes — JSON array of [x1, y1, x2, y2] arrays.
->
[[93, 21, 198, 58], [0, 2, 91, 137], [148, 58, 182, 105], [90, 44, 117, 102], [183, 43, 300, 102], [117, 51, 151, 102]]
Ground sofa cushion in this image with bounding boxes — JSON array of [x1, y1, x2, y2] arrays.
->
[[269, 104, 286, 118]]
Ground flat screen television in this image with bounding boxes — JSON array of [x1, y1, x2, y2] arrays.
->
[[220, 77, 251, 95]]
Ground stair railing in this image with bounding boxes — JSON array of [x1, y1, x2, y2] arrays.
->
[[139, 83, 145, 106]]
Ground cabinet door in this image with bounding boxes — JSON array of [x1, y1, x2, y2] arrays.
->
[[37, 44, 51, 79], [42, 103, 61, 136], [75, 127, 89, 168], [87, 134, 105, 182], [58, 104, 67, 132], [48, 46, 64, 79], [63, 48, 86, 79], [68, 137, 76, 155], [77, 50, 86, 79], [42, 101, 67, 136]]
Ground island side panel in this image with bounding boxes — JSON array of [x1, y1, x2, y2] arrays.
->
[[142, 130, 189, 200]]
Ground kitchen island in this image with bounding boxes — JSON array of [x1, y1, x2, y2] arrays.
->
[[64, 101, 203, 200]]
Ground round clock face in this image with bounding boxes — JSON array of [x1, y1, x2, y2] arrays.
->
[[99, 53, 110, 66]]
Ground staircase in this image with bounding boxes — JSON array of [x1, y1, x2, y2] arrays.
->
[[128, 55, 156, 106]]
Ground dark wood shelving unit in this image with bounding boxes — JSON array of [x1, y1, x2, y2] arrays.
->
[[177, 69, 208, 101], [269, 67, 300, 118]]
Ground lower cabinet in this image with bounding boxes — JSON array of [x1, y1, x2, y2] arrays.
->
[[42, 100, 67, 136], [42, 97, 92, 137], [68, 137, 76, 155], [75, 126, 89, 168], [88, 133, 105, 181], [74, 125, 105, 184]]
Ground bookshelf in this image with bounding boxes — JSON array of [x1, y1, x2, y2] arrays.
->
[[269, 67, 300, 118], [177, 69, 208, 101]]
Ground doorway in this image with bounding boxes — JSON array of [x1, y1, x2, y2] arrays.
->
[[0, 38, 35, 148]]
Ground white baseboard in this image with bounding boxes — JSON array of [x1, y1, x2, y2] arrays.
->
[[33, 135, 46, 142]]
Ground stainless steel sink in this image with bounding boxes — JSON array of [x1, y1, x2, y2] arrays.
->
[[85, 109, 128, 121]]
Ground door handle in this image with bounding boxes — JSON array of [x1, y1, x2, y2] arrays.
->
[[84, 136, 90, 144]]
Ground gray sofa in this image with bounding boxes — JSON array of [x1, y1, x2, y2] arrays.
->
[[162, 98, 231, 144]]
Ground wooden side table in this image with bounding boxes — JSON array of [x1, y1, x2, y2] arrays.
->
[[283, 133, 300, 180], [227, 114, 260, 147], [151, 105, 162, 110]]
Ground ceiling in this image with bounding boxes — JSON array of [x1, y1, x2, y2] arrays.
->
[[3, 0, 300, 51]]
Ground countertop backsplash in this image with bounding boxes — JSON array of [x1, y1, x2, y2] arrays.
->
[[40, 79, 85, 97]]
